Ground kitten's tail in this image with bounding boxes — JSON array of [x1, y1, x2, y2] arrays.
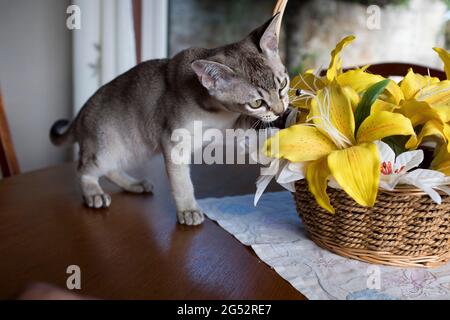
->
[[50, 119, 75, 146]]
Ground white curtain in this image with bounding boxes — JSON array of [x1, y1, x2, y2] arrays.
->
[[142, 0, 168, 61], [72, 0, 137, 114]]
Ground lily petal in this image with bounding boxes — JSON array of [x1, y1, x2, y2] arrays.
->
[[276, 160, 304, 193], [342, 86, 361, 111], [434, 47, 450, 79], [310, 84, 356, 147], [375, 141, 423, 189], [306, 157, 334, 213], [397, 100, 442, 127], [432, 105, 450, 123], [406, 120, 446, 150], [380, 180, 398, 191], [276, 162, 306, 193], [403, 178, 442, 204], [445, 124, 450, 153], [254, 174, 274, 206], [254, 159, 285, 206], [327, 143, 380, 207], [337, 68, 384, 93], [437, 185, 450, 196], [326, 35, 355, 82], [371, 99, 398, 114], [405, 168, 450, 185], [375, 140, 395, 164], [290, 72, 325, 94], [396, 150, 424, 172], [431, 145, 450, 175], [416, 80, 450, 107], [260, 158, 282, 176], [337, 70, 404, 104], [357, 111, 415, 144], [265, 125, 337, 162], [383, 81, 404, 105], [276, 161, 305, 185], [399, 169, 450, 204], [289, 73, 325, 109], [400, 68, 440, 100]]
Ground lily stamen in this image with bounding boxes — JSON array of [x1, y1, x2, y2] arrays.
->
[[307, 88, 352, 149]]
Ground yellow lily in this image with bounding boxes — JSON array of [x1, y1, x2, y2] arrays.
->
[[415, 80, 450, 108], [289, 35, 404, 110], [432, 144, 450, 175], [434, 47, 450, 79], [337, 68, 404, 105], [288, 36, 355, 110], [266, 83, 415, 213], [399, 100, 450, 152], [326, 35, 356, 81], [398, 100, 450, 152], [398, 49, 450, 107], [399, 68, 440, 100], [396, 48, 450, 153], [371, 99, 398, 114], [288, 70, 326, 109]]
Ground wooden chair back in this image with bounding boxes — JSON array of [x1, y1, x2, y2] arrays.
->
[[363, 62, 446, 80], [0, 90, 20, 178]]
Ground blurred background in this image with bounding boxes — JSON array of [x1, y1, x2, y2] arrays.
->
[[0, 0, 449, 174]]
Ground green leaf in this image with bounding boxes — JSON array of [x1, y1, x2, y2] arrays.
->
[[354, 79, 391, 133], [382, 135, 408, 156], [383, 125, 422, 157]]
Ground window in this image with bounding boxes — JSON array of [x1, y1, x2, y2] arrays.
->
[[168, 0, 450, 74]]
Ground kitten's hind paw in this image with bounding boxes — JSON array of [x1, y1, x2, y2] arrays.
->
[[127, 180, 154, 194], [177, 210, 205, 226], [84, 194, 112, 209]]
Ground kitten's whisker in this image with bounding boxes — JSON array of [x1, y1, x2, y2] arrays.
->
[[252, 119, 261, 130], [291, 96, 310, 102], [299, 74, 316, 94], [314, 64, 324, 78]]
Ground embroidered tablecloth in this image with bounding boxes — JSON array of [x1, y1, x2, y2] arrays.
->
[[198, 192, 450, 300]]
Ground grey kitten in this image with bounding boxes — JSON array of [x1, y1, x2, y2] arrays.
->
[[50, 14, 289, 226]]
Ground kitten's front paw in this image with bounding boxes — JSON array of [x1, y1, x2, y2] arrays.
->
[[177, 210, 205, 226], [84, 194, 112, 209], [127, 180, 154, 194]]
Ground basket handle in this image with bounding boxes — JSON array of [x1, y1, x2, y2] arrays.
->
[[272, 0, 288, 36]]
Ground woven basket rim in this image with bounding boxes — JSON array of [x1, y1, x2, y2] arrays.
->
[[326, 183, 448, 196], [310, 234, 450, 268], [380, 185, 448, 196]]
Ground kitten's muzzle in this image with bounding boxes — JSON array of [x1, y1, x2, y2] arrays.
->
[[270, 104, 287, 116], [260, 114, 279, 123]]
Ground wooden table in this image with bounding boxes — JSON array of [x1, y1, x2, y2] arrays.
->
[[0, 156, 304, 299]]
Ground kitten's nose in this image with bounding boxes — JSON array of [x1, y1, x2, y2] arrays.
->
[[271, 104, 285, 116]]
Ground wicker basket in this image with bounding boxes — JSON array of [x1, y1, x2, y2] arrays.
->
[[293, 181, 450, 268]]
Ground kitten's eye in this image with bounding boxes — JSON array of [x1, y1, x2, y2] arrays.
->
[[249, 99, 263, 109], [280, 78, 288, 90]]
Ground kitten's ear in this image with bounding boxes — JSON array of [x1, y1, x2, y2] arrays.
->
[[259, 13, 281, 57], [191, 60, 235, 91]]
